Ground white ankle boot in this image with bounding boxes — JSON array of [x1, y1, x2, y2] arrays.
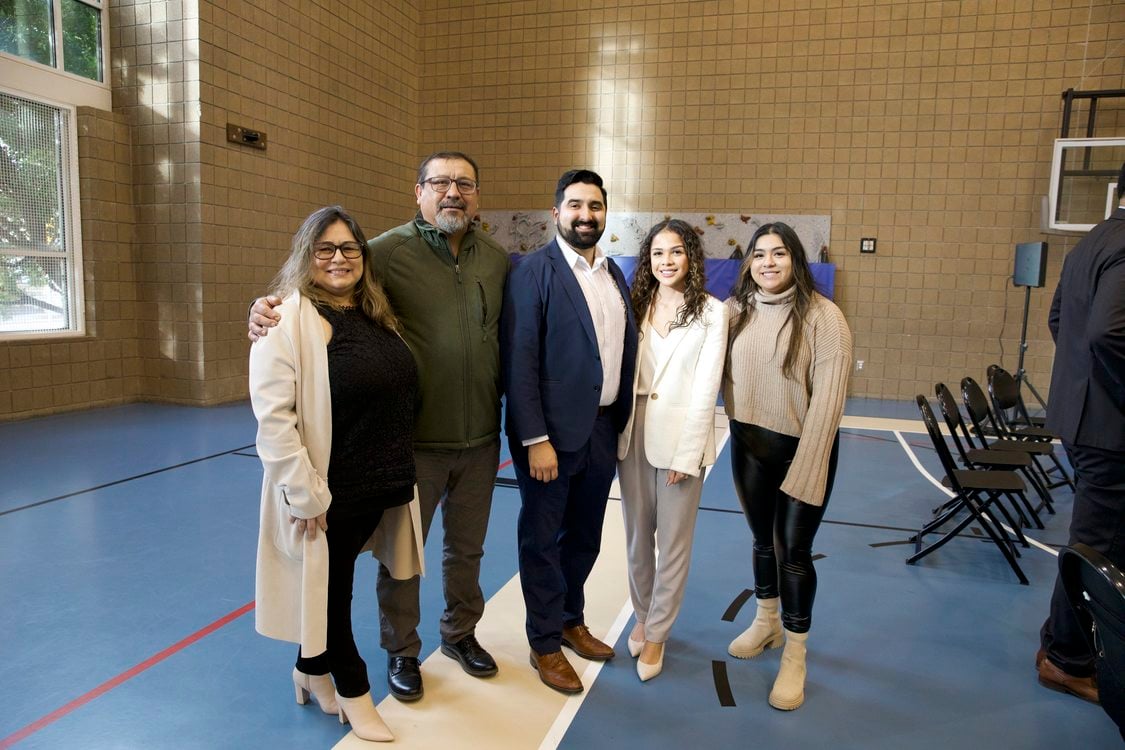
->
[[292, 667, 339, 715], [769, 629, 807, 710], [728, 597, 783, 658], [336, 691, 394, 742]]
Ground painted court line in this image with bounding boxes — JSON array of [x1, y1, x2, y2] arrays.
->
[[537, 601, 634, 750], [0, 445, 256, 518], [0, 601, 256, 750]]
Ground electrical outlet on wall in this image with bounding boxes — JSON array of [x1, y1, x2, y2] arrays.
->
[[855, 360, 864, 372]]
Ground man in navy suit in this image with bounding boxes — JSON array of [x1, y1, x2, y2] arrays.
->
[[501, 170, 638, 693], [1038, 162, 1125, 705]]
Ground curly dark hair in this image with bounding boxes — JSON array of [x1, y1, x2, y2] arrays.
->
[[728, 222, 818, 380], [629, 218, 710, 335]]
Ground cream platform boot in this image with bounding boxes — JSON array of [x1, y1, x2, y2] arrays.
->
[[728, 597, 784, 658], [768, 629, 808, 710]]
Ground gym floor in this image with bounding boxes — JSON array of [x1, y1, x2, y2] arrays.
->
[[0, 398, 1117, 749]]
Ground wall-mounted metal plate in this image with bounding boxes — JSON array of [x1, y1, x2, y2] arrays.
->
[[227, 123, 267, 150]]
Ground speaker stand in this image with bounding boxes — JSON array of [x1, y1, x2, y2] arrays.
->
[[1015, 284, 1048, 412]]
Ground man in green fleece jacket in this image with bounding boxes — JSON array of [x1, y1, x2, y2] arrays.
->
[[249, 152, 510, 702]]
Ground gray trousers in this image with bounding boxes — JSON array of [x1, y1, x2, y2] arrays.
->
[[376, 440, 499, 657], [617, 397, 705, 643]]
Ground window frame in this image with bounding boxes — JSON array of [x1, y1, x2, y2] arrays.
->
[[0, 84, 88, 340], [0, 0, 111, 111]]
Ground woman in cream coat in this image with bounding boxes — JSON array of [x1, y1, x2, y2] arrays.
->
[[617, 218, 728, 681], [251, 206, 424, 742]]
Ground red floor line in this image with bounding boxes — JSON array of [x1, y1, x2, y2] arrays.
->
[[0, 600, 256, 749], [6, 460, 515, 747]]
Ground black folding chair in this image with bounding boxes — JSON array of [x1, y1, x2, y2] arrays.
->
[[987, 365, 1074, 490], [1059, 544, 1125, 738], [987, 365, 1056, 438], [986, 363, 1048, 428], [935, 382, 1055, 523], [907, 395, 1030, 585], [961, 377, 1073, 493]]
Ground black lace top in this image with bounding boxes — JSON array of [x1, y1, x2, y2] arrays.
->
[[319, 304, 417, 517]]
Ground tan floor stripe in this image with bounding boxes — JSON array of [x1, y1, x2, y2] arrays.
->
[[334, 503, 630, 750]]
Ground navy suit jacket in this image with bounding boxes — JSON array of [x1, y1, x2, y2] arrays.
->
[[501, 239, 639, 453], [1046, 206, 1125, 450]]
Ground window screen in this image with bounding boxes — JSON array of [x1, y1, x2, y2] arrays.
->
[[0, 90, 84, 336]]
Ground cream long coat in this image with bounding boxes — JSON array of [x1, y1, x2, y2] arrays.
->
[[249, 291, 424, 657], [617, 295, 728, 476]]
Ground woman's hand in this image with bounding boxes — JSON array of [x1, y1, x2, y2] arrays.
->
[[666, 470, 687, 486], [290, 512, 328, 540]]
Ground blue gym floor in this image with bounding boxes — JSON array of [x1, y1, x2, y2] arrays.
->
[[0, 399, 1118, 748]]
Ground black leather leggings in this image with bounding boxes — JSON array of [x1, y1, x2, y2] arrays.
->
[[729, 420, 839, 634]]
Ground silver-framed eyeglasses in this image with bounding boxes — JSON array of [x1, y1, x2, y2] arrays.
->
[[421, 177, 479, 195], [312, 241, 364, 260]]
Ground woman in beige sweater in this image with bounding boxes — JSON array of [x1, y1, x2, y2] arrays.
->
[[722, 222, 852, 711]]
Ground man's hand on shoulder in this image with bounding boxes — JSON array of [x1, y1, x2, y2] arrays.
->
[[248, 295, 283, 343]]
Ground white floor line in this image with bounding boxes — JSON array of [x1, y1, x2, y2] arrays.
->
[[537, 601, 634, 750], [892, 430, 1059, 557]]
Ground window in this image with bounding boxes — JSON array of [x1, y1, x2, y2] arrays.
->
[[1, 1, 109, 109], [1, 0, 104, 80], [0, 89, 85, 337]]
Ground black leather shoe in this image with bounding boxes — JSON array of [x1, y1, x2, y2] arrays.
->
[[387, 656, 423, 702], [441, 634, 499, 677]]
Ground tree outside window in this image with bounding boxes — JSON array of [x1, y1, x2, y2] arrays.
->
[[1, 0, 104, 82]]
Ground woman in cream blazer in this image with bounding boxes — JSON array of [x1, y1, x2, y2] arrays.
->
[[250, 206, 424, 742], [617, 219, 728, 682]]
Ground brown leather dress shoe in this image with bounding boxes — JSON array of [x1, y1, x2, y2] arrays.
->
[[530, 650, 583, 694], [561, 624, 615, 661], [1037, 655, 1100, 704]]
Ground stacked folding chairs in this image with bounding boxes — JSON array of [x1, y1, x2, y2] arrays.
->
[[908, 365, 1074, 584]]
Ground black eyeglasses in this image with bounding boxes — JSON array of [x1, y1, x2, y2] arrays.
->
[[421, 177, 479, 195], [313, 241, 364, 260]]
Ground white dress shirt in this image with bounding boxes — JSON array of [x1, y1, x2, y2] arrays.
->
[[556, 235, 627, 407]]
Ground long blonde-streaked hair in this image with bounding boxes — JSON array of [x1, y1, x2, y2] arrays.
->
[[270, 206, 399, 331]]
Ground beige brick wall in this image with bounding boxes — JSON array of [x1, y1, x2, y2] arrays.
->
[[418, 0, 1125, 400], [3, 0, 1122, 419], [198, 0, 422, 403], [111, 0, 208, 404]]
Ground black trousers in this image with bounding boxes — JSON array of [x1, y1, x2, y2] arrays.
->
[[296, 506, 384, 698], [511, 413, 618, 655], [1041, 440, 1125, 676], [729, 420, 839, 634]]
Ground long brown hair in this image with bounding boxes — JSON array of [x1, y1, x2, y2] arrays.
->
[[629, 218, 710, 335], [270, 206, 399, 331], [728, 222, 818, 380]]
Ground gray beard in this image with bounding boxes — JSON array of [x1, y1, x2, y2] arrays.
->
[[434, 211, 469, 236]]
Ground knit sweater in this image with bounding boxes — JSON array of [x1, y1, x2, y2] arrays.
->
[[722, 287, 852, 506]]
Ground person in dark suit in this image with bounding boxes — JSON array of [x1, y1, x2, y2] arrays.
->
[[1038, 162, 1125, 705], [501, 170, 638, 694]]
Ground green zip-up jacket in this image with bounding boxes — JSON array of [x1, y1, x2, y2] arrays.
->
[[368, 215, 510, 450]]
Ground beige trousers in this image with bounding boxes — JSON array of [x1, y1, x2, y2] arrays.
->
[[617, 396, 705, 643]]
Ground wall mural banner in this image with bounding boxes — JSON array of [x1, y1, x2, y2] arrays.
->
[[476, 210, 831, 262]]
